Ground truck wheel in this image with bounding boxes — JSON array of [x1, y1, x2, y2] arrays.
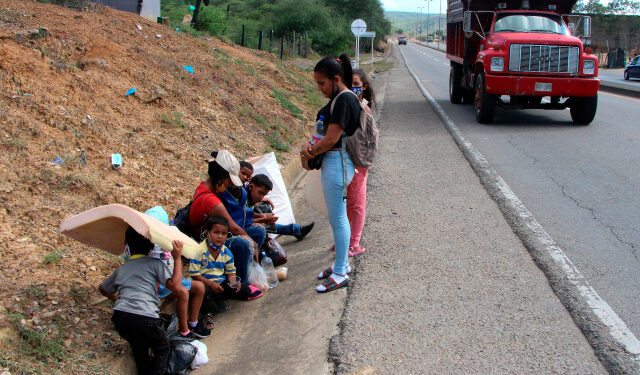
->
[[449, 64, 463, 104], [570, 96, 597, 125], [475, 72, 496, 123]]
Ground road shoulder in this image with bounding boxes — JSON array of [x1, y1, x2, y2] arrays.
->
[[329, 46, 606, 374]]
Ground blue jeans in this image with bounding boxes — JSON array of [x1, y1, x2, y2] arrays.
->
[[321, 150, 355, 275], [270, 223, 301, 237], [225, 225, 265, 286]]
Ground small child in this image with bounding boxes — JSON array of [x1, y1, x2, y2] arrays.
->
[[99, 227, 183, 375], [248, 174, 314, 241], [144, 206, 211, 338], [239, 160, 254, 186], [189, 216, 262, 314]]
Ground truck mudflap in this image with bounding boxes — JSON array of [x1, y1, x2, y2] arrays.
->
[[484, 74, 600, 97]]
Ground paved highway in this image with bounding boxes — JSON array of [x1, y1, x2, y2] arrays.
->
[[400, 42, 640, 340]]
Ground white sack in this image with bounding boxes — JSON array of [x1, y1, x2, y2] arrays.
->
[[249, 153, 296, 225]]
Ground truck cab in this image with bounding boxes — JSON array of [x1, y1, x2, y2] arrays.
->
[[447, 0, 599, 124]]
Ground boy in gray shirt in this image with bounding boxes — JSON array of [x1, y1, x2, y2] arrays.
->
[[99, 226, 184, 375]]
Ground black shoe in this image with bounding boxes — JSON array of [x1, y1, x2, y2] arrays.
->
[[192, 320, 212, 339], [295, 222, 315, 241]]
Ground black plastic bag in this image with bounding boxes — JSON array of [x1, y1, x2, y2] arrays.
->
[[263, 237, 287, 266], [167, 341, 196, 375]]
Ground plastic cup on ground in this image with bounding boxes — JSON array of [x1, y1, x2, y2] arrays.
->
[[228, 276, 241, 289]]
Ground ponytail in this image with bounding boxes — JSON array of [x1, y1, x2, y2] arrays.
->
[[314, 52, 353, 89], [338, 53, 353, 88]]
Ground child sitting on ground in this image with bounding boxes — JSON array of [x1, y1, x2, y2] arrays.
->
[[144, 206, 212, 339], [247, 174, 314, 240], [189, 216, 262, 314], [98, 227, 183, 375]]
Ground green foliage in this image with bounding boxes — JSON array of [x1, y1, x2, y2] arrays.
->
[[161, 111, 186, 128], [574, 0, 640, 14], [27, 285, 46, 299], [161, 0, 390, 55], [7, 313, 68, 363], [272, 88, 304, 119], [43, 251, 63, 264]]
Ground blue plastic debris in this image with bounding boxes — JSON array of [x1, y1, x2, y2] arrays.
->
[[189, 5, 195, 10], [126, 88, 136, 96], [111, 154, 122, 169], [176, 28, 180, 31], [50, 157, 65, 166], [183, 66, 194, 74]]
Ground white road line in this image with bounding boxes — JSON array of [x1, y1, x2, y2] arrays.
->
[[400, 48, 640, 370]]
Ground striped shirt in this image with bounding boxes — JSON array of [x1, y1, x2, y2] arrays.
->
[[188, 240, 236, 283]]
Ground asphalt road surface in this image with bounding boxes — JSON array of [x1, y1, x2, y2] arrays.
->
[[331, 47, 605, 374], [399, 41, 640, 344]]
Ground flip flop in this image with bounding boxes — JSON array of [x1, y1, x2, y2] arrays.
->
[[316, 276, 349, 293], [318, 265, 352, 279], [348, 246, 366, 257], [246, 285, 263, 301]]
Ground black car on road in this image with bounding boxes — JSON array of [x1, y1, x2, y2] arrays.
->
[[398, 36, 407, 45], [625, 56, 640, 80]]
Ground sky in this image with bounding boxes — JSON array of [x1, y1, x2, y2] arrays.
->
[[381, 0, 448, 13]]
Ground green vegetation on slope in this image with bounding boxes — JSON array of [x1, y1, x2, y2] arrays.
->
[[162, 0, 391, 55]]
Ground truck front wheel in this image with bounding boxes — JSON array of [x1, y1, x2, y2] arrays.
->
[[449, 65, 464, 104], [475, 72, 496, 124], [570, 96, 597, 125]]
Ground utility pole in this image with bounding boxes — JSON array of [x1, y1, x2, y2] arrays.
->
[[426, 0, 431, 42], [438, 0, 442, 48], [418, 7, 425, 39]]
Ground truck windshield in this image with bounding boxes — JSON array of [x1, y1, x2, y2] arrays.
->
[[494, 14, 569, 35]]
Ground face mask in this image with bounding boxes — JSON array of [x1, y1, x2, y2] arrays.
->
[[123, 244, 131, 260], [207, 238, 222, 252], [351, 87, 362, 96]]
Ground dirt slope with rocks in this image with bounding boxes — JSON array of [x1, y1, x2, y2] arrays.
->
[[0, 0, 323, 373]]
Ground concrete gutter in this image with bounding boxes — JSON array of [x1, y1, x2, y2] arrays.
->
[[413, 41, 640, 99]]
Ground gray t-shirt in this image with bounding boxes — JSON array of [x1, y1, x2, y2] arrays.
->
[[101, 256, 172, 318]]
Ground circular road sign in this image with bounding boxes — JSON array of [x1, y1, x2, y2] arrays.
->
[[351, 19, 367, 37]]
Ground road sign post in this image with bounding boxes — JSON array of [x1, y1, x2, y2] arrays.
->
[[360, 31, 376, 66], [351, 19, 367, 68]]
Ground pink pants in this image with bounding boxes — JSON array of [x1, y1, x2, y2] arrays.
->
[[347, 167, 368, 249]]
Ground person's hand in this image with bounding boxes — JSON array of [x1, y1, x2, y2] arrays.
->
[[171, 240, 183, 259], [300, 141, 313, 160], [234, 283, 241, 293], [209, 282, 224, 294], [264, 213, 278, 225]]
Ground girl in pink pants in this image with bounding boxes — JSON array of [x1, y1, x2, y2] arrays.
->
[[347, 69, 376, 256]]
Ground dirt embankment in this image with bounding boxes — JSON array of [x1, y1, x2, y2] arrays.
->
[[0, 1, 322, 372]]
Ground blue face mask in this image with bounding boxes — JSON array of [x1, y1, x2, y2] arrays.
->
[[351, 87, 362, 96]]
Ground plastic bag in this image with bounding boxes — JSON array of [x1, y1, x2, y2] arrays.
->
[[189, 340, 209, 369], [247, 259, 269, 292], [168, 341, 196, 375], [263, 237, 287, 266]]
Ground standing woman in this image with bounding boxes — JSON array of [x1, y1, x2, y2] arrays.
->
[[346, 68, 375, 257], [301, 53, 361, 293]]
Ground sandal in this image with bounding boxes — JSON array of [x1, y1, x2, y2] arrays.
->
[[318, 265, 352, 279], [348, 246, 366, 257], [316, 275, 349, 293]]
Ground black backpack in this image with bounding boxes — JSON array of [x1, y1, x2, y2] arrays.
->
[[173, 191, 209, 240]]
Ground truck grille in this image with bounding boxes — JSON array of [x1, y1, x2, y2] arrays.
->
[[509, 44, 579, 73]]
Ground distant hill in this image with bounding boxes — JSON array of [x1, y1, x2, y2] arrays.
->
[[385, 10, 446, 38]]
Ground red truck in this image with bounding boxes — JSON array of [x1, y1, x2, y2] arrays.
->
[[447, 0, 599, 124]]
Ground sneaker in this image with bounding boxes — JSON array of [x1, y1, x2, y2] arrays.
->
[[192, 321, 212, 339], [295, 222, 315, 241], [178, 330, 196, 340]]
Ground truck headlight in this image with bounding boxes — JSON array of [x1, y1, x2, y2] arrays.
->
[[490, 57, 504, 72], [583, 60, 595, 75]]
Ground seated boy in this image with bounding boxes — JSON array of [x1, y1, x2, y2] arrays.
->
[[247, 174, 314, 241], [189, 216, 262, 314], [98, 227, 183, 375], [145, 206, 212, 338]]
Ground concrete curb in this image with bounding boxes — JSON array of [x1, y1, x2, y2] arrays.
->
[[413, 41, 640, 99], [399, 47, 640, 374]]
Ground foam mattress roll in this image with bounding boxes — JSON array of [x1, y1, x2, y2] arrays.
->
[[59, 204, 201, 259]]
